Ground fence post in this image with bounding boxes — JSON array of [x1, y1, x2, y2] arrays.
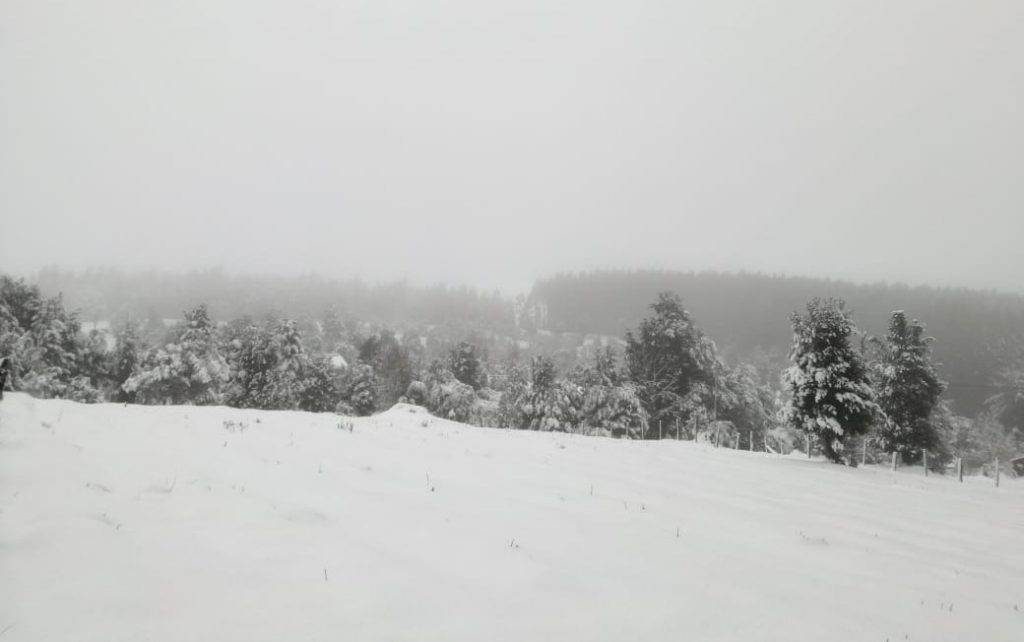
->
[[806, 434, 811, 459], [923, 450, 928, 477], [659, 420, 662, 440], [995, 458, 1000, 488], [957, 457, 963, 482], [891, 452, 897, 472], [861, 439, 867, 467], [749, 431, 753, 451]]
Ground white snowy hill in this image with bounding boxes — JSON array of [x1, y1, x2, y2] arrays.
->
[[1, 392, 1022, 642]]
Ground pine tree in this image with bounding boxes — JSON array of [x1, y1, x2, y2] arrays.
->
[[342, 364, 378, 416], [0, 278, 101, 402], [426, 372, 477, 423], [873, 311, 946, 463], [625, 292, 717, 436], [125, 305, 228, 404], [570, 348, 646, 436], [783, 298, 880, 463], [262, 320, 306, 409], [985, 338, 1024, 436], [298, 356, 340, 412], [111, 321, 141, 402], [358, 331, 412, 407], [448, 341, 486, 390], [718, 363, 775, 446]]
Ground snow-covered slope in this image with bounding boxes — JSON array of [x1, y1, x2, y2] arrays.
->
[[1, 393, 1022, 641]]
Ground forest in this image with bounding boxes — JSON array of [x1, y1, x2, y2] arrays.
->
[[3, 269, 1023, 476]]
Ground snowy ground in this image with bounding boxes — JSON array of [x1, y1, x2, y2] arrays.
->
[[1, 393, 1022, 642]]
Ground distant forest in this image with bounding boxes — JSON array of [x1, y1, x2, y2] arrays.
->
[[530, 271, 1024, 414], [34, 267, 515, 334], [29, 267, 1024, 414]]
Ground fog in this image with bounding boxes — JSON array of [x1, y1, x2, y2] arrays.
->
[[1, 0, 1021, 293]]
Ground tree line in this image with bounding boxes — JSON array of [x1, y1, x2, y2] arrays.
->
[[2, 275, 1021, 475]]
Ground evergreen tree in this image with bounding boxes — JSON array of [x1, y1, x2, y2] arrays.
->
[[124, 305, 228, 404], [426, 369, 477, 423], [717, 363, 775, 446], [262, 320, 306, 409], [448, 341, 486, 390], [297, 355, 340, 412], [625, 292, 717, 436], [873, 311, 946, 463], [111, 321, 142, 402], [571, 348, 646, 436], [985, 353, 1024, 437], [495, 356, 577, 431], [358, 330, 412, 407], [0, 278, 101, 402], [341, 364, 378, 416], [225, 322, 277, 408], [497, 365, 531, 429], [782, 298, 880, 463]]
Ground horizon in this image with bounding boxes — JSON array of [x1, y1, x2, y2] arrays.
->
[[10, 263, 1024, 301]]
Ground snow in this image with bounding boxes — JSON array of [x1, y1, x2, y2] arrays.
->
[[1, 392, 1022, 642]]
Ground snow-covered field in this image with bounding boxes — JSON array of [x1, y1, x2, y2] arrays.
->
[[1, 393, 1022, 642]]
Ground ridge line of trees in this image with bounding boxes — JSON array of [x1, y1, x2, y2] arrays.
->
[[2, 275, 1021, 475]]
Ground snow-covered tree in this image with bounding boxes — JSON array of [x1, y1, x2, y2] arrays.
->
[[494, 356, 579, 432], [124, 305, 228, 405], [571, 348, 646, 436], [260, 320, 307, 409], [110, 321, 142, 402], [986, 367, 1024, 435], [297, 355, 340, 412], [426, 370, 477, 423], [358, 330, 413, 407], [405, 380, 428, 405], [625, 292, 718, 436], [341, 363, 377, 416], [872, 311, 946, 463], [497, 365, 531, 429], [448, 341, 486, 390], [717, 363, 775, 446], [0, 277, 101, 402], [782, 298, 880, 463], [224, 319, 340, 411]]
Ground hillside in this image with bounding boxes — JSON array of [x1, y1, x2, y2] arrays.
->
[[1, 394, 1022, 641]]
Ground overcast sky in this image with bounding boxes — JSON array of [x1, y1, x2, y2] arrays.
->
[[1, 0, 1021, 294]]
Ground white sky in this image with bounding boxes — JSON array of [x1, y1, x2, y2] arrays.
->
[[1, 0, 1022, 293]]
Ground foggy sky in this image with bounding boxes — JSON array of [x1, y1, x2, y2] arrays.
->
[[1, 1, 1022, 294]]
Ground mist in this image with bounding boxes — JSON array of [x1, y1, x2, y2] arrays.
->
[[2, 0, 1022, 293]]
